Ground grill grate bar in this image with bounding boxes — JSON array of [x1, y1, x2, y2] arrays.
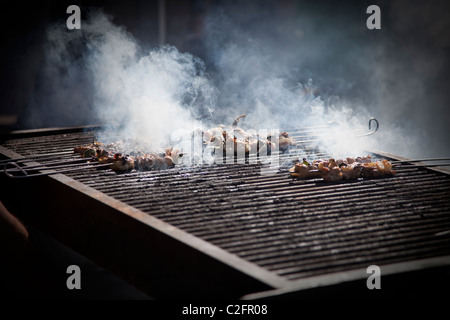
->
[[69, 165, 442, 200], [151, 191, 450, 233], [2, 129, 450, 283], [92, 175, 449, 221], [218, 214, 450, 257], [175, 200, 450, 241], [234, 217, 450, 260], [274, 239, 450, 280]]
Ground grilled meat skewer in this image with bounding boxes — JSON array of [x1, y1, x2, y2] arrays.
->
[[290, 156, 395, 181]]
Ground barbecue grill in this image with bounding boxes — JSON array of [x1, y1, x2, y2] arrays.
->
[[1, 125, 450, 299]]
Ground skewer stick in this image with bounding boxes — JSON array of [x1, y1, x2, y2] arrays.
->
[[391, 158, 450, 164], [0, 151, 73, 164], [393, 163, 450, 169], [3, 161, 103, 173], [3, 161, 112, 178], [2, 157, 93, 171]]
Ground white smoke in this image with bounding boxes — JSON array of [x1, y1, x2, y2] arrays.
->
[[34, 10, 216, 152], [201, 1, 450, 161], [86, 11, 218, 151], [28, 3, 450, 163], [202, 7, 376, 158], [35, 8, 374, 158]]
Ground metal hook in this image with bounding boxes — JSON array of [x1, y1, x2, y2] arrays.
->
[[4, 162, 28, 178], [368, 117, 379, 134]]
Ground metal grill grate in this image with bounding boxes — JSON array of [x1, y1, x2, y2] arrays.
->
[[2, 129, 450, 283]]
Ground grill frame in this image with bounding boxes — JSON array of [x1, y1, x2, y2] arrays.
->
[[0, 145, 282, 298], [1, 126, 450, 299]]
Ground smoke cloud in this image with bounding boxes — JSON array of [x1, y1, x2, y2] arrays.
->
[[29, 10, 217, 152], [200, 0, 450, 160], [25, 1, 450, 161]]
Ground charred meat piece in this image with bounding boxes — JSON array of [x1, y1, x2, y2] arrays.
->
[[135, 154, 156, 171], [74, 146, 95, 158], [356, 155, 372, 163], [278, 132, 296, 152], [317, 161, 343, 182], [377, 159, 394, 175], [361, 159, 395, 178], [97, 153, 134, 172], [135, 152, 175, 170], [341, 163, 362, 180], [291, 156, 394, 182], [289, 163, 321, 179], [203, 121, 296, 156], [165, 147, 183, 165]]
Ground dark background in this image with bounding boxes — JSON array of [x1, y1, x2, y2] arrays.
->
[[2, 0, 382, 125], [0, 0, 449, 300], [1, 0, 449, 159]]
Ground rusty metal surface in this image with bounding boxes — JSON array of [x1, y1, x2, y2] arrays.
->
[[1, 127, 450, 298]]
